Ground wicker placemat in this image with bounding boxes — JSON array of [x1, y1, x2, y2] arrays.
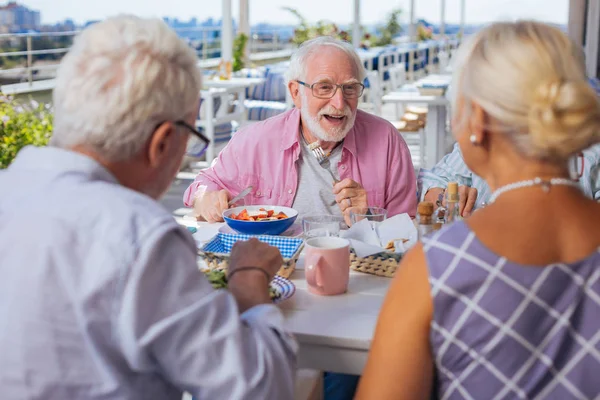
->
[[350, 251, 403, 278], [201, 253, 297, 279]]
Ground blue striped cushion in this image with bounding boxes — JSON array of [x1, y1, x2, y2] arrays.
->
[[242, 67, 287, 102], [245, 100, 288, 121], [198, 122, 237, 142]]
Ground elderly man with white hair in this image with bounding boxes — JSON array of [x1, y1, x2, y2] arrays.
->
[[184, 36, 417, 225], [0, 16, 296, 399]]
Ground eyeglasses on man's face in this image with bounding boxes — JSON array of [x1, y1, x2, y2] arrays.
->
[[296, 80, 365, 99], [175, 120, 210, 157], [154, 120, 210, 157]]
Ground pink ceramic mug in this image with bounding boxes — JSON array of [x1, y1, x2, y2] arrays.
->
[[304, 237, 351, 296]]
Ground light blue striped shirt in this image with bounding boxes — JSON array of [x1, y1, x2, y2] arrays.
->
[[419, 143, 600, 207], [0, 146, 297, 400], [419, 77, 600, 207]]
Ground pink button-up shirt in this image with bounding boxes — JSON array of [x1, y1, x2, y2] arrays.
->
[[184, 109, 417, 218]]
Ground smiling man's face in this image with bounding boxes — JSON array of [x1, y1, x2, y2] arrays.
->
[[299, 47, 359, 143]]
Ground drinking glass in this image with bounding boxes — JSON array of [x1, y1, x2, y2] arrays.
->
[[349, 207, 387, 227], [302, 215, 345, 239]]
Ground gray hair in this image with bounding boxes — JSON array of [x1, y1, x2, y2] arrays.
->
[[285, 36, 366, 84], [51, 15, 202, 162]]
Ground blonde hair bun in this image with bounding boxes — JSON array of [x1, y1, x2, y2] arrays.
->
[[452, 20, 600, 161], [528, 80, 600, 159]]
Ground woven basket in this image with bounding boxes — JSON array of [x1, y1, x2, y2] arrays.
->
[[199, 252, 298, 279], [350, 250, 403, 278]]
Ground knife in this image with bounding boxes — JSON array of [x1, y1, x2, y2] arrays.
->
[[228, 185, 254, 206]]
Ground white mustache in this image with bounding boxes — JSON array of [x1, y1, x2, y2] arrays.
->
[[318, 106, 351, 118]]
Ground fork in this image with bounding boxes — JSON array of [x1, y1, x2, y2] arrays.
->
[[308, 141, 339, 184]]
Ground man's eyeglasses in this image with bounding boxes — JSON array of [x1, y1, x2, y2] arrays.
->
[[296, 80, 365, 99], [172, 120, 210, 157]]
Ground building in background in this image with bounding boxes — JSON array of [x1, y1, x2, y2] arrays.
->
[[0, 1, 40, 32]]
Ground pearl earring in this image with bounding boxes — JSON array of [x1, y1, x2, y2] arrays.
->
[[469, 134, 479, 145]]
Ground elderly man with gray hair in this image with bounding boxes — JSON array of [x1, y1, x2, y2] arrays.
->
[[0, 16, 296, 399], [185, 36, 417, 226]]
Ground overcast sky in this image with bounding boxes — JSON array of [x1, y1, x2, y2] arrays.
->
[[25, 0, 569, 26]]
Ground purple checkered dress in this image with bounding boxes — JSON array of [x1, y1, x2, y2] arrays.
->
[[423, 222, 600, 399]]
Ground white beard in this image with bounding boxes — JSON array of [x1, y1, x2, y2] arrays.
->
[[300, 91, 356, 143]]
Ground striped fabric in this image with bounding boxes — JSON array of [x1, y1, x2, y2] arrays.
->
[[418, 78, 600, 206], [418, 143, 600, 206], [240, 66, 289, 121], [198, 121, 238, 143], [245, 100, 288, 121], [418, 143, 492, 209], [240, 66, 288, 102], [423, 221, 600, 399]]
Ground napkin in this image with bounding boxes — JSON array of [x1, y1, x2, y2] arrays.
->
[[339, 213, 418, 258], [376, 213, 418, 250]]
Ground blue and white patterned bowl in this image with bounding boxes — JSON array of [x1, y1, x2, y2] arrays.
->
[[223, 205, 298, 236]]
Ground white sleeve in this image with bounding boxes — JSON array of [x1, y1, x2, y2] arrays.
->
[[115, 225, 297, 400]]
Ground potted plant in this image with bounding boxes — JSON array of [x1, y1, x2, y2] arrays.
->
[[232, 33, 249, 72]]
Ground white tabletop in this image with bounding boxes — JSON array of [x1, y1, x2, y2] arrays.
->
[[202, 77, 265, 89], [190, 221, 392, 375], [383, 74, 452, 106], [382, 90, 450, 105], [418, 73, 453, 85]]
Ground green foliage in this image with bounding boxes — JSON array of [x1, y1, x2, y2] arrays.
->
[[373, 8, 403, 46], [232, 33, 248, 72], [284, 7, 403, 49], [283, 7, 346, 45], [0, 96, 53, 169]]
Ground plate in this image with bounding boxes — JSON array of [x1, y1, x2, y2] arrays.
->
[[218, 222, 303, 237], [204, 269, 295, 304], [271, 275, 296, 303]]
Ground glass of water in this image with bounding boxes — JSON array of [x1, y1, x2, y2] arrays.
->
[[349, 207, 387, 227], [302, 215, 345, 239]]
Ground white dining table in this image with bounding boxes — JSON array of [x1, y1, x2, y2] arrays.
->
[[202, 76, 266, 89], [382, 74, 452, 169], [189, 221, 393, 375]]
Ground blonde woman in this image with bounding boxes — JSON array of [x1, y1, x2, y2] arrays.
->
[[356, 21, 600, 399]]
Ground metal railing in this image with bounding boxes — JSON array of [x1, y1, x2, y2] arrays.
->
[[0, 26, 293, 86], [0, 26, 460, 89], [0, 30, 77, 84]]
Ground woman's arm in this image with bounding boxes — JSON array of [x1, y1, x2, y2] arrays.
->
[[355, 243, 435, 400]]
